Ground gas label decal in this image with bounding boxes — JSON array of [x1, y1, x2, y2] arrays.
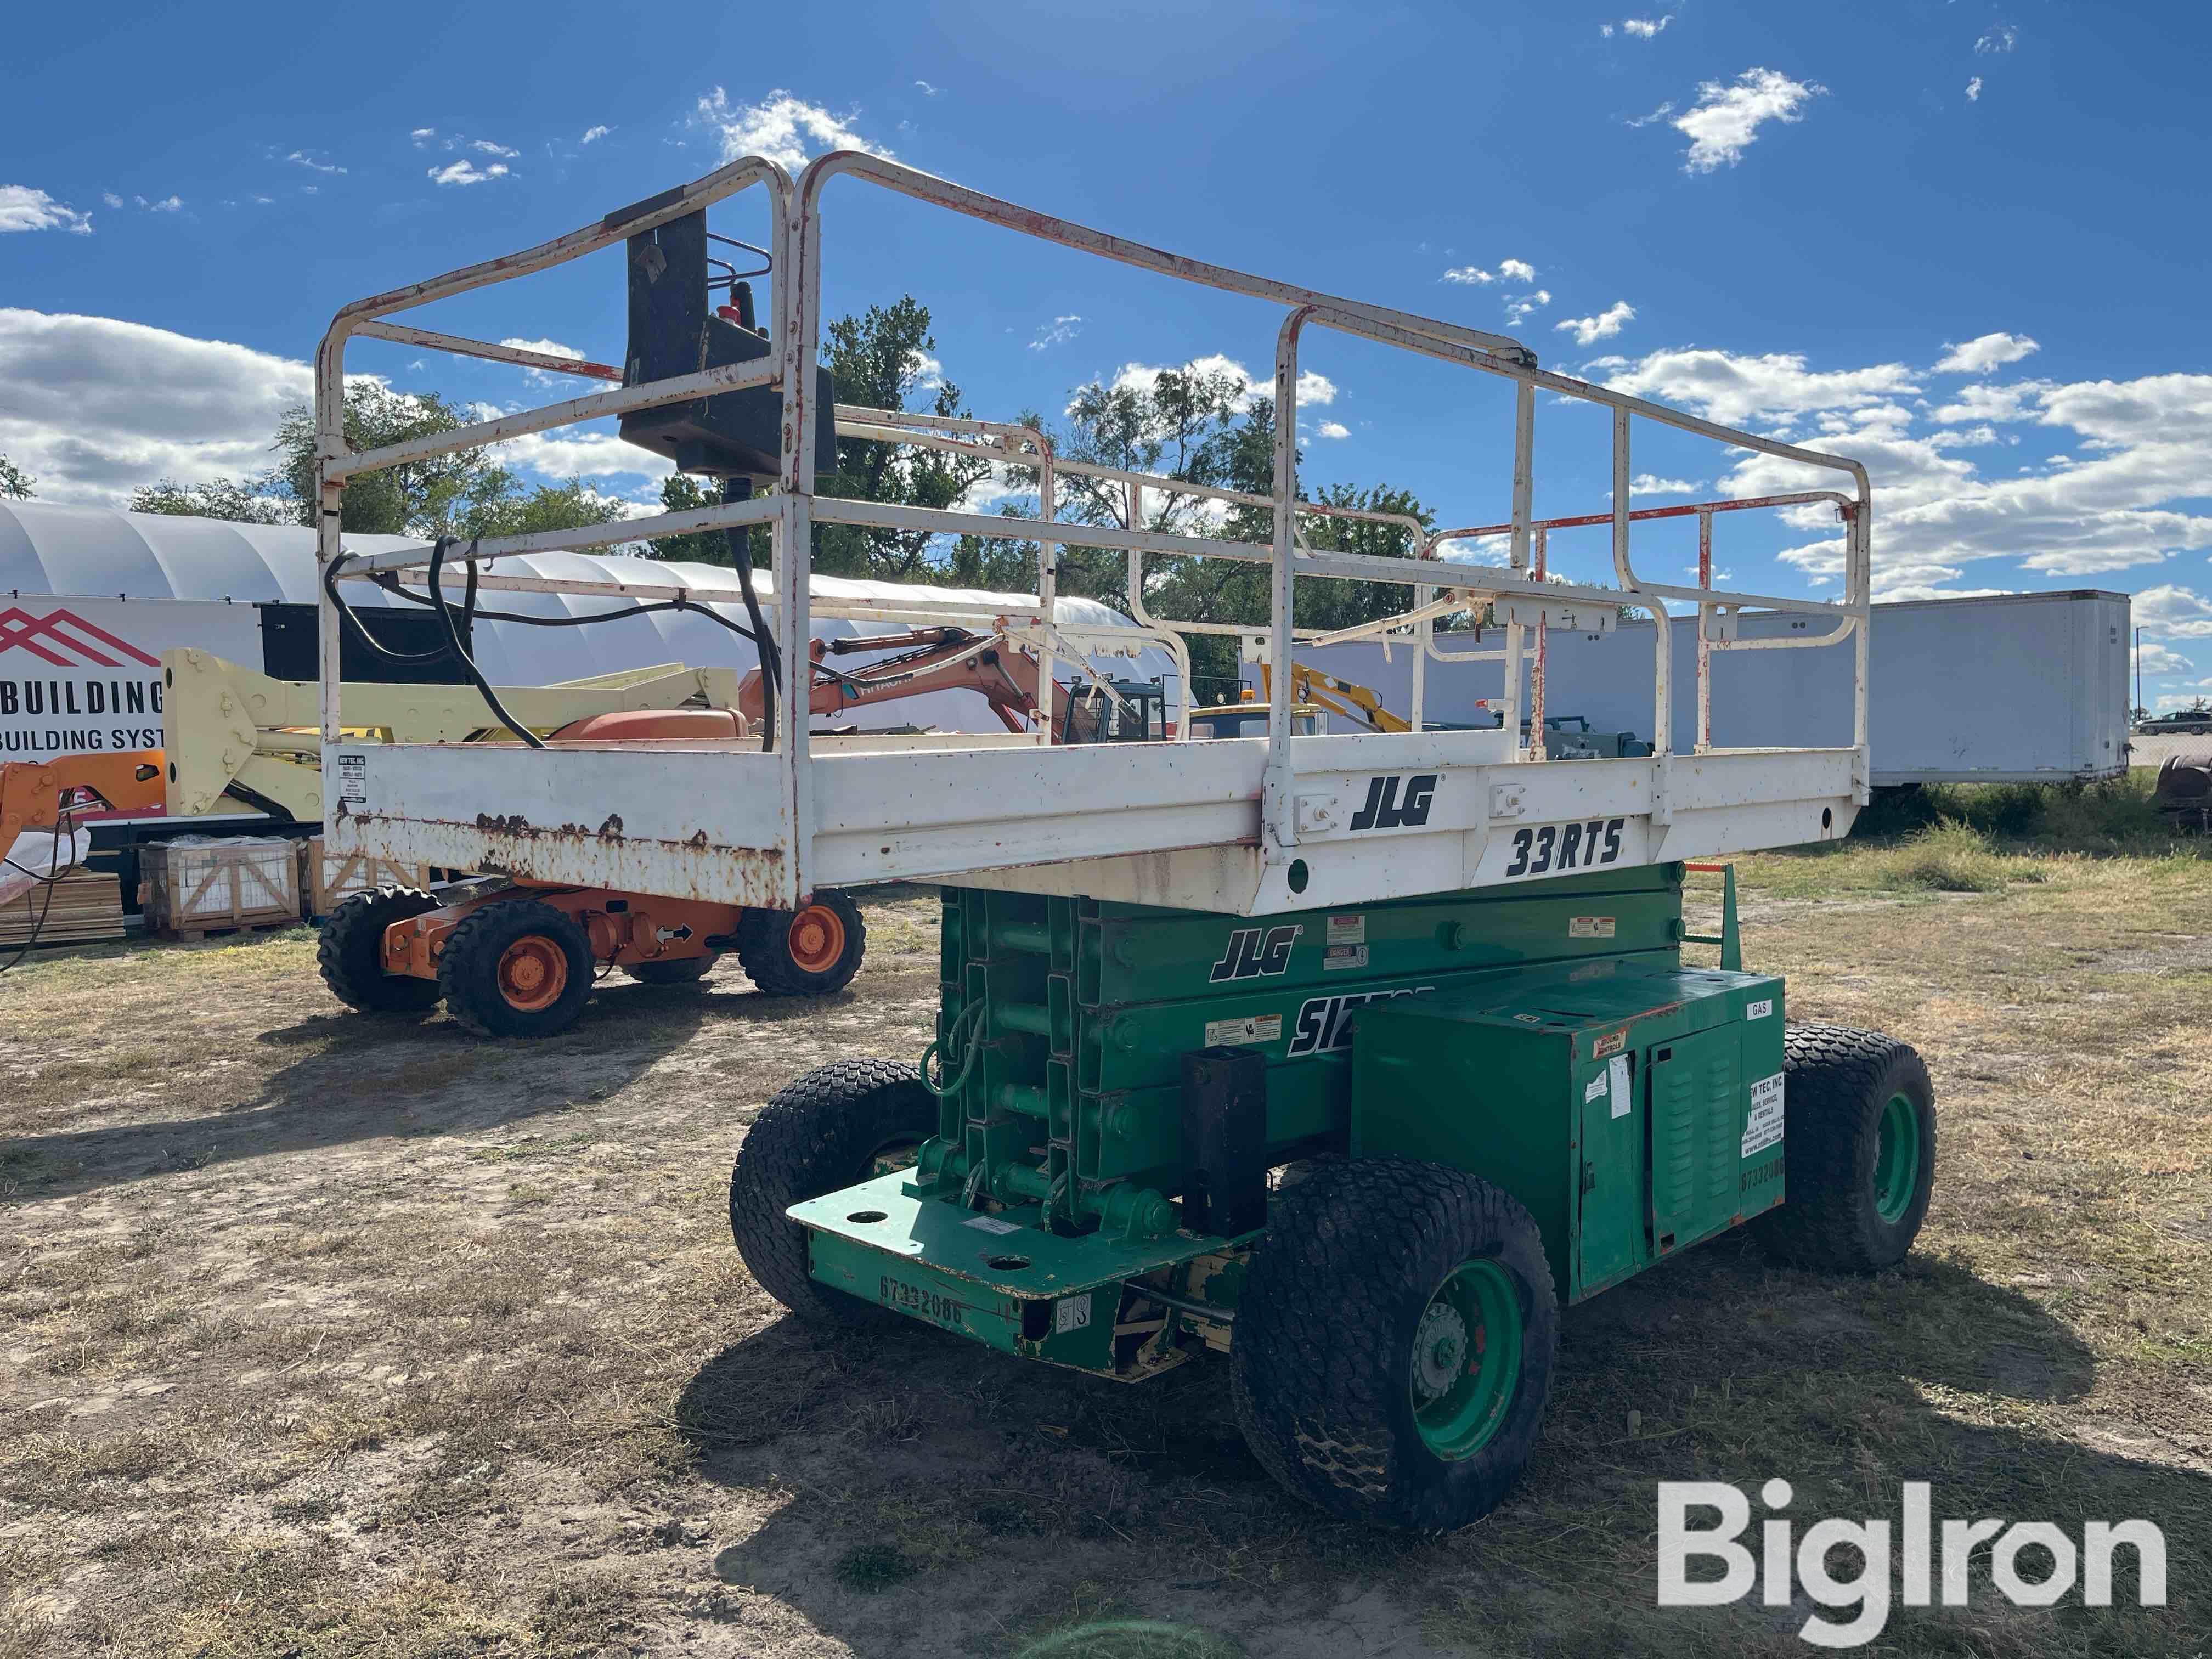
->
[[1204, 1013, 1283, 1048], [1746, 997, 1774, 1020], [1207, 924, 1302, 983], [1504, 816, 1625, 877], [1741, 1073, 1785, 1156]]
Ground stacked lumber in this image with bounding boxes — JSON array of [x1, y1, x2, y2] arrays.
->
[[0, 866, 126, 948]]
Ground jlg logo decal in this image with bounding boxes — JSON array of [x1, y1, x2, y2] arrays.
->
[[1348, 772, 1438, 832], [1207, 924, 1303, 983], [1286, 985, 1436, 1055]]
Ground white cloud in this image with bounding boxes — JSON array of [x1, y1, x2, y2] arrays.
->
[[914, 80, 941, 97], [1966, 76, 1983, 101], [1630, 473, 1702, 495], [906, 349, 944, 392], [1441, 265, 1494, 285], [1505, 289, 1551, 325], [0, 308, 312, 505], [1314, 421, 1351, 440], [471, 139, 519, 158], [581, 125, 612, 144], [1556, 301, 1636, 347], [1110, 353, 1336, 410], [2154, 692, 2212, 712], [1609, 345, 2212, 586], [410, 128, 437, 146], [1929, 380, 2045, 423], [1601, 22, 1615, 36], [1976, 25, 2017, 53], [499, 336, 596, 387], [1673, 68, 1825, 173], [1498, 258, 1537, 284], [1934, 331, 2039, 375], [1625, 102, 1675, 127], [1028, 314, 1081, 351], [428, 159, 509, 187], [2131, 586, 2212, 639], [101, 191, 124, 209], [1, 186, 93, 235], [696, 88, 893, 170], [2135, 640, 2192, 677], [287, 150, 346, 175], [1621, 15, 1673, 37], [142, 195, 183, 213]]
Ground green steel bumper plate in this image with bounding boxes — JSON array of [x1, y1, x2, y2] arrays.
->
[[791, 1172, 1234, 1372]]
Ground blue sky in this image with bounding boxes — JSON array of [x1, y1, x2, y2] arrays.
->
[[5, 1, 2211, 704]]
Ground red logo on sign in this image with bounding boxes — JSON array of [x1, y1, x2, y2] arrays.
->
[[0, 606, 161, 668]]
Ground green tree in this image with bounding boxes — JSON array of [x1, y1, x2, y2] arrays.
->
[[458, 476, 627, 540], [0, 454, 32, 499], [129, 477, 291, 524], [645, 472, 761, 569], [272, 383, 516, 537], [814, 296, 994, 580]]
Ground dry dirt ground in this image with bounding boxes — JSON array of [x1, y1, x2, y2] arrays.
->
[[2, 860, 2207, 1658]]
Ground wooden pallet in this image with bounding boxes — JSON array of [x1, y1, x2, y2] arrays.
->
[[151, 915, 303, 944], [0, 866, 127, 948]]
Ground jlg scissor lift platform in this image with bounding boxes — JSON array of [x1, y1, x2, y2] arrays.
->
[[309, 152, 1933, 1529]]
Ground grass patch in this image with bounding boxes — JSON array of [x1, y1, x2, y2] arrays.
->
[[1875, 821, 2050, 893], [834, 1541, 919, 1593]]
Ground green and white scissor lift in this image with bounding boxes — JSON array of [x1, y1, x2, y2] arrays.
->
[[313, 151, 1932, 1528]]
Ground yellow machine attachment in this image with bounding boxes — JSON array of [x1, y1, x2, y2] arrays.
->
[[1257, 662, 1413, 735], [159, 651, 747, 819]]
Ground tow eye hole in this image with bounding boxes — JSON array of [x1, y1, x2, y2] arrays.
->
[[1288, 859, 1310, 894], [985, 1254, 1031, 1271], [847, 1210, 888, 1223], [1821, 807, 1833, 831]]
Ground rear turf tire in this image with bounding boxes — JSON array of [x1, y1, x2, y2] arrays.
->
[[1753, 1023, 1936, 1272], [628, 953, 719, 985], [737, 889, 866, 997], [729, 1058, 936, 1323], [317, 886, 442, 1013], [1231, 1157, 1558, 1530], [437, 900, 595, 1040]]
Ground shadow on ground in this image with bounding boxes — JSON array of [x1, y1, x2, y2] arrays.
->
[[670, 1233, 2204, 1657], [3, 976, 857, 1201]]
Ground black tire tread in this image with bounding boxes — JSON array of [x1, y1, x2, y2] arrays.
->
[[729, 1057, 936, 1323], [1231, 1156, 1559, 1530], [737, 889, 866, 997], [317, 885, 442, 1013], [1752, 1023, 1936, 1273], [628, 952, 719, 985], [437, 900, 594, 1039]]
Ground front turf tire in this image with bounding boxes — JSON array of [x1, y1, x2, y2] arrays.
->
[[317, 885, 442, 1013], [1753, 1023, 1937, 1273], [437, 900, 595, 1040], [729, 1058, 936, 1324], [1231, 1157, 1559, 1531]]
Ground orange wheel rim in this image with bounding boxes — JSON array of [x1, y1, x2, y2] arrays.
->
[[787, 904, 846, 975], [496, 936, 569, 1011]]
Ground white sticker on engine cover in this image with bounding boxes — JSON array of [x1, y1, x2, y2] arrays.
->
[[1609, 1053, 1632, 1119], [1746, 997, 1774, 1020], [1585, 1071, 1609, 1104], [1204, 1013, 1282, 1047], [1741, 1073, 1786, 1156], [963, 1215, 1021, 1235], [1053, 1295, 1091, 1335]]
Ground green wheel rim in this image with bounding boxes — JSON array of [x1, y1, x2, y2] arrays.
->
[[1872, 1092, 1922, 1223], [1409, 1258, 1523, 1460]]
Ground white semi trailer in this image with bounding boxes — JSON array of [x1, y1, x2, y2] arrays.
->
[[1248, 589, 2130, 786]]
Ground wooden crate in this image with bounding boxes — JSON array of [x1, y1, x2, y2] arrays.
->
[[0, 866, 126, 949], [141, 838, 302, 941], [302, 836, 433, 918]]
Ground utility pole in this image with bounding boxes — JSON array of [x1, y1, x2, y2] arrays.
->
[[2135, 624, 2143, 721]]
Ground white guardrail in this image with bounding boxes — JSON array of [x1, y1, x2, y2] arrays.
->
[[312, 151, 1871, 912]]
